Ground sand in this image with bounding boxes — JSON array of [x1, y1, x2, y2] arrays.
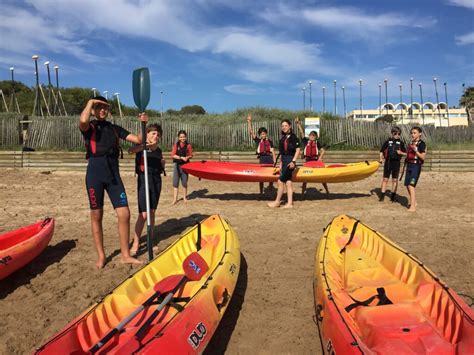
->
[[0, 168, 473, 354]]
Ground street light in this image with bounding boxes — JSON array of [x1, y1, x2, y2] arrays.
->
[[384, 79, 388, 115], [44, 61, 53, 113], [444, 82, 450, 126], [160, 90, 164, 117], [309, 80, 312, 112], [399, 84, 403, 124], [433, 77, 442, 127], [92, 87, 97, 97], [302, 87, 306, 111], [9, 67, 20, 113], [378, 84, 382, 117], [419, 83, 425, 125], [103, 90, 108, 100], [333, 80, 337, 115], [359, 79, 363, 119], [410, 78, 414, 119], [342, 86, 346, 118], [114, 92, 123, 118], [322, 86, 326, 113], [32, 55, 42, 117]]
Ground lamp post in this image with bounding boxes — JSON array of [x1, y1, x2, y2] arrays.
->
[[333, 80, 337, 115], [322, 86, 326, 113], [410, 78, 413, 119], [399, 84, 403, 124], [10, 67, 20, 113], [419, 83, 425, 125], [103, 90, 108, 100], [433, 77, 442, 127], [32, 55, 41, 116], [309, 80, 312, 113], [92, 87, 97, 97], [114, 92, 123, 118], [359, 79, 363, 119], [302, 87, 306, 111], [378, 84, 382, 117], [444, 82, 450, 126], [160, 90, 164, 117], [44, 61, 53, 114], [384, 79, 388, 115], [342, 86, 346, 118]]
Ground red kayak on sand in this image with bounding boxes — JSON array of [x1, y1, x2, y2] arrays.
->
[[0, 218, 55, 280]]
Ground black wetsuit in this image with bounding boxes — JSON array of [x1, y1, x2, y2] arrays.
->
[[380, 138, 407, 179], [135, 147, 163, 213], [278, 133, 300, 182]]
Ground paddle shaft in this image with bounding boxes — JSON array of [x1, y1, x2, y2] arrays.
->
[[141, 121, 153, 261], [324, 139, 347, 149]]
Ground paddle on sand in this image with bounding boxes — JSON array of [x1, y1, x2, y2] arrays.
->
[[132, 67, 153, 261], [89, 251, 208, 354], [113, 251, 209, 353]]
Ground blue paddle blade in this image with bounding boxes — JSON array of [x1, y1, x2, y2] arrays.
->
[[132, 67, 150, 112]]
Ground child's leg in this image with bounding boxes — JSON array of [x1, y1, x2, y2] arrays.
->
[[90, 209, 106, 269], [259, 182, 264, 195], [268, 180, 285, 207], [322, 183, 329, 194], [131, 212, 146, 256], [381, 177, 389, 193], [181, 171, 189, 202], [172, 164, 180, 204], [116, 206, 143, 265], [302, 182, 307, 196], [283, 181, 294, 208], [183, 186, 188, 202], [407, 186, 417, 211], [172, 187, 179, 204], [392, 178, 399, 193]]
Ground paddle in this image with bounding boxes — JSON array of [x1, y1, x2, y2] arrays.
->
[[133, 67, 153, 261], [89, 251, 208, 354], [115, 252, 209, 353], [323, 139, 347, 149]]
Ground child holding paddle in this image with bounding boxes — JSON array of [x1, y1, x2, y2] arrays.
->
[[128, 123, 165, 256], [171, 130, 193, 204], [79, 96, 145, 269], [268, 119, 301, 208], [378, 126, 407, 202], [247, 113, 276, 195], [403, 126, 427, 212], [295, 117, 329, 197]]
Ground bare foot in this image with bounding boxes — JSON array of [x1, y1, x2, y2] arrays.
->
[[95, 257, 106, 270], [282, 203, 293, 209], [408, 207, 416, 212], [267, 202, 280, 208], [183, 198, 188, 203], [130, 240, 139, 256], [121, 255, 144, 265], [171, 200, 178, 205]]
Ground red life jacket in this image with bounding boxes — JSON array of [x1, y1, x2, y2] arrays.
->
[[406, 140, 423, 165], [173, 141, 189, 164], [257, 139, 271, 156], [304, 140, 319, 159], [84, 120, 122, 159]]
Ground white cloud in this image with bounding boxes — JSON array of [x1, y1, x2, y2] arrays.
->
[[224, 84, 263, 95], [447, 0, 474, 9], [455, 32, 474, 45]]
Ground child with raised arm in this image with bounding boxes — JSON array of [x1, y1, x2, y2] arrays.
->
[[267, 119, 301, 208], [295, 117, 329, 197], [79, 96, 145, 269], [404, 126, 427, 212], [247, 113, 276, 195], [378, 126, 407, 202], [171, 130, 193, 204], [128, 123, 165, 256]]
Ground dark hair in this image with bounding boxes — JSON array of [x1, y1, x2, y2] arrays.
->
[[309, 130, 318, 138], [257, 127, 268, 135], [411, 126, 422, 133], [177, 130, 187, 137], [93, 95, 108, 104], [391, 126, 401, 134], [147, 123, 163, 136]]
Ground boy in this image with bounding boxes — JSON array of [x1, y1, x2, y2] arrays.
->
[[404, 126, 427, 212], [129, 124, 165, 255], [79, 96, 145, 269], [379, 126, 406, 202]]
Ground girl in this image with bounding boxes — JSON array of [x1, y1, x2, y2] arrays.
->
[[128, 124, 165, 256], [247, 113, 276, 195], [171, 130, 193, 204], [268, 119, 301, 208]]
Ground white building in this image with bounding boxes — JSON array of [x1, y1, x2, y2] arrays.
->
[[347, 102, 469, 127]]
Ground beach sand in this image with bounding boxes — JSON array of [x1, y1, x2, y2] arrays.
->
[[0, 168, 473, 354]]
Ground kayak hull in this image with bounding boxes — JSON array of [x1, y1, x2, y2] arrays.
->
[[314, 215, 474, 354], [36, 215, 240, 355], [182, 160, 380, 183], [0, 218, 55, 280]]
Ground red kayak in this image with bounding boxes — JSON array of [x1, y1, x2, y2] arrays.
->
[[0, 218, 55, 280]]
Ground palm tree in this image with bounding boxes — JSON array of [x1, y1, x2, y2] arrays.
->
[[460, 86, 474, 124]]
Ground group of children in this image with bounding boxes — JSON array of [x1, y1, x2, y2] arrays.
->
[[80, 97, 426, 268], [80, 96, 192, 268]]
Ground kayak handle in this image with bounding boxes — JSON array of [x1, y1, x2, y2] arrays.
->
[[216, 288, 230, 312], [315, 304, 323, 322]]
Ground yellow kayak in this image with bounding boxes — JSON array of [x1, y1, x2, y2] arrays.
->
[[314, 215, 474, 354], [36, 215, 240, 354]]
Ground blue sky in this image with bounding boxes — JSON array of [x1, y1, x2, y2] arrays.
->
[[0, 0, 473, 113]]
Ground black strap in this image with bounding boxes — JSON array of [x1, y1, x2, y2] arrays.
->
[[196, 222, 202, 251], [340, 221, 359, 254], [345, 287, 393, 313]]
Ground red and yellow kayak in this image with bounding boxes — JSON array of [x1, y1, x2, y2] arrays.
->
[[314, 215, 474, 354], [36, 215, 240, 354], [0, 218, 55, 280], [182, 160, 379, 183]]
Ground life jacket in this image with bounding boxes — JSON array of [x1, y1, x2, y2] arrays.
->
[[281, 134, 291, 154], [256, 139, 271, 157], [383, 139, 402, 160], [136, 148, 163, 175], [406, 140, 423, 165], [173, 141, 189, 164], [304, 140, 319, 160], [84, 120, 122, 160]]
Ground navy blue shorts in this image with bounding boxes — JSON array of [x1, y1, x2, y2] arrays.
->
[[137, 174, 162, 213], [279, 155, 295, 183], [404, 164, 422, 187], [258, 155, 273, 165], [383, 160, 401, 179], [86, 157, 128, 210]]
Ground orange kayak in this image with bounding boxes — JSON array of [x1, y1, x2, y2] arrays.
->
[[314, 215, 474, 354], [0, 218, 55, 280], [36, 215, 240, 354]]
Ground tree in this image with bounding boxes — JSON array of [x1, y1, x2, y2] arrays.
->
[[375, 114, 395, 123], [460, 86, 474, 124], [180, 105, 206, 115]]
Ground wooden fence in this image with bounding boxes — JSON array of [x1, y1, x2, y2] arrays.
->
[[1, 150, 473, 172], [0, 114, 473, 151]]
